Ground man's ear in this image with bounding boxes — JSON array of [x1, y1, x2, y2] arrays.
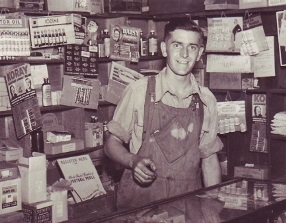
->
[[196, 45, 205, 61], [160, 42, 167, 57]]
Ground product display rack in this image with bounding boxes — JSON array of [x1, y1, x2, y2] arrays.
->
[[0, 4, 286, 216]]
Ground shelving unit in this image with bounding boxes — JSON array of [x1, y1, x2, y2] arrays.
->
[[0, 4, 285, 185]]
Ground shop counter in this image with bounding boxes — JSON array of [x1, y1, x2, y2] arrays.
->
[[65, 178, 286, 223]]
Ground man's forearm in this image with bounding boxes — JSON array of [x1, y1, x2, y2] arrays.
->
[[202, 153, 222, 187], [104, 134, 136, 169]]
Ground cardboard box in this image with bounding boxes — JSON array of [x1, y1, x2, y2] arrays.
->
[[18, 152, 47, 204], [108, 0, 143, 14], [205, 0, 239, 10], [22, 200, 53, 223], [18, 1, 45, 11], [149, 0, 204, 15], [0, 138, 23, 161], [234, 166, 268, 180], [268, 0, 286, 6], [47, 0, 103, 14], [85, 122, 103, 148], [209, 73, 242, 90], [44, 138, 84, 155], [0, 0, 17, 8], [239, 0, 268, 8], [0, 162, 21, 215], [47, 187, 68, 223]]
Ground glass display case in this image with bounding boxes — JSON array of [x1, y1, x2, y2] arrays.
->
[[67, 178, 286, 223]]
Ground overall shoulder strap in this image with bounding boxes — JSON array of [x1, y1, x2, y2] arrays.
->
[[142, 76, 156, 141]]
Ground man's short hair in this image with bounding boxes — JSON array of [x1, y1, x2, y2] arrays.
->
[[164, 18, 204, 43]]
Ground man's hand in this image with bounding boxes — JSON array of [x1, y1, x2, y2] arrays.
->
[[131, 156, 157, 185]]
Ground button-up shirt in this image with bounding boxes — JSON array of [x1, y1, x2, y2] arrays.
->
[[107, 68, 223, 158]]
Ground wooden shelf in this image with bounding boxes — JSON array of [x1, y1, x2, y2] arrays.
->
[[46, 145, 103, 161], [269, 134, 286, 141], [0, 102, 114, 117]]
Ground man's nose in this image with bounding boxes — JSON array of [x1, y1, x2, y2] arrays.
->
[[180, 47, 189, 58]]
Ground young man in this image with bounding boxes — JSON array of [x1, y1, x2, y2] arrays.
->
[[104, 18, 223, 209]]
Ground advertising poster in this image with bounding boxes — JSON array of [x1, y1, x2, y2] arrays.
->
[[57, 154, 106, 203], [250, 94, 267, 153], [109, 24, 140, 62], [2, 63, 42, 139], [105, 62, 143, 105]]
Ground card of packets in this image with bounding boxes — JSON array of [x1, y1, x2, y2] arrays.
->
[[64, 44, 98, 77], [0, 28, 30, 57], [29, 15, 76, 49]]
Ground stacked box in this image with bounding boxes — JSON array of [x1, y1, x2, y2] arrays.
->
[[204, 0, 239, 10], [47, 187, 68, 223], [18, 153, 47, 204], [44, 138, 84, 155], [17, 0, 45, 11], [0, 162, 22, 215], [47, 0, 103, 14], [22, 200, 53, 223], [239, 0, 268, 8], [0, 77, 10, 111], [149, 0, 204, 15]]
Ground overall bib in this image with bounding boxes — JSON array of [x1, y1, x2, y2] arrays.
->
[[117, 77, 203, 209]]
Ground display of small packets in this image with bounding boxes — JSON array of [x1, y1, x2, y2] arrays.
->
[[206, 17, 243, 53], [29, 14, 76, 48], [217, 100, 247, 134], [64, 44, 98, 77], [240, 14, 269, 56], [0, 16, 31, 58], [271, 111, 286, 136]]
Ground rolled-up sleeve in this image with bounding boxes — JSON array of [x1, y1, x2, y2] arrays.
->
[[199, 88, 223, 158], [107, 84, 136, 144]]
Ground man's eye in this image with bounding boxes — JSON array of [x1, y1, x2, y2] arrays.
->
[[173, 43, 181, 48], [189, 45, 198, 50]]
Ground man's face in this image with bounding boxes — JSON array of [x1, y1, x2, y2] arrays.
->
[[114, 30, 120, 41], [161, 29, 204, 77], [10, 86, 15, 94]]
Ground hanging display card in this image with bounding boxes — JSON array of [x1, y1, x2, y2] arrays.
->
[[253, 36, 275, 78], [206, 54, 253, 73], [64, 44, 98, 77], [109, 24, 140, 62], [240, 14, 269, 56], [206, 17, 243, 53], [57, 154, 106, 203], [29, 14, 76, 49], [217, 101, 247, 134], [0, 15, 30, 58], [105, 61, 144, 105], [276, 11, 286, 66], [2, 63, 42, 139], [60, 76, 100, 109], [250, 94, 267, 153]]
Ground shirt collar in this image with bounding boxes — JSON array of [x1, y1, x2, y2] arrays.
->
[[154, 67, 202, 103]]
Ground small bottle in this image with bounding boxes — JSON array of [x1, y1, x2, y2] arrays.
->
[[148, 30, 158, 56], [140, 31, 148, 57], [103, 121, 109, 142], [103, 29, 110, 58], [42, 78, 52, 106], [30, 129, 44, 154], [97, 30, 105, 58]]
